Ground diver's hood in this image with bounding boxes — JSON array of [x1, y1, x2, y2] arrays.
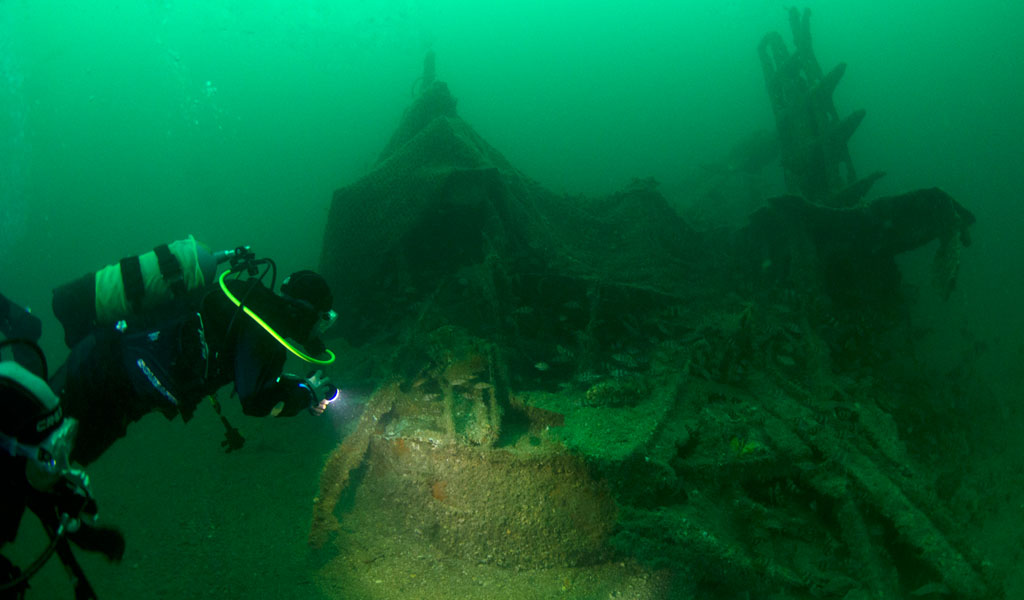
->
[[0, 361, 78, 492], [0, 361, 62, 444]]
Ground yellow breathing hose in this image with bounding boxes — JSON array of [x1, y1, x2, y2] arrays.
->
[[218, 270, 335, 365]]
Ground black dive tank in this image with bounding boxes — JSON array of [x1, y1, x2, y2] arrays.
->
[[51, 236, 217, 347]]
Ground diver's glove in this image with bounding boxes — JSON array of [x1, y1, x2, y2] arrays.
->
[[46, 469, 125, 562], [66, 517, 126, 562], [50, 468, 97, 525], [271, 372, 337, 417], [305, 370, 338, 416]]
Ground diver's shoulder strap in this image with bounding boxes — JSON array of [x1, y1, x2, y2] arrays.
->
[[118, 256, 145, 315], [153, 243, 186, 298]]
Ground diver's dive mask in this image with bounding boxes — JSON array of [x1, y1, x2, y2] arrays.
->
[[281, 269, 336, 350], [316, 309, 338, 337]]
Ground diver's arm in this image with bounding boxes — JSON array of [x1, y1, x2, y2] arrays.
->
[[232, 325, 317, 417], [239, 374, 319, 417]]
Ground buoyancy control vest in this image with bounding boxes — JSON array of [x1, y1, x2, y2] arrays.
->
[[52, 236, 217, 348]]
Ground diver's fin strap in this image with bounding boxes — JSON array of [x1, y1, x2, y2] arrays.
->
[[119, 256, 145, 315], [153, 244, 186, 297]]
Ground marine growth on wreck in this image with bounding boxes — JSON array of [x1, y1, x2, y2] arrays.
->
[[308, 9, 995, 600]]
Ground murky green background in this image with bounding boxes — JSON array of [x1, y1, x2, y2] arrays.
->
[[3, 2, 1022, 598]]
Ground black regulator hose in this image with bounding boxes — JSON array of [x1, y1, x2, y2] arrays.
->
[[0, 514, 69, 594]]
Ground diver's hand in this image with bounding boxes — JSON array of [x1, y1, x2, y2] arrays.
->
[[67, 517, 126, 562], [306, 370, 338, 416], [52, 468, 97, 522], [311, 395, 330, 416]]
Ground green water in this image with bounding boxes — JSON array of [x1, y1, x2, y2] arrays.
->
[[3, 1, 1023, 598], [4, 1, 1023, 348]]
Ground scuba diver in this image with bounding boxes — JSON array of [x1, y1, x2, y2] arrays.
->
[[1, 334, 124, 600], [49, 237, 341, 465]]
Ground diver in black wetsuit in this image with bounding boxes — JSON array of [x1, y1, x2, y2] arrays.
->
[[50, 246, 341, 466], [1, 334, 124, 600]]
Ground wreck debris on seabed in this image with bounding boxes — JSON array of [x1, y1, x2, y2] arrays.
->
[[307, 8, 998, 600]]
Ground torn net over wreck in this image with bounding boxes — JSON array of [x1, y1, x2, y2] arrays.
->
[[311, 22, 995, 600], [320, 78, 724, 377]]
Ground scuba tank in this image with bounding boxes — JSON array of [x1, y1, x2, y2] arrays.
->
[[52, 236, 218, 348]]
